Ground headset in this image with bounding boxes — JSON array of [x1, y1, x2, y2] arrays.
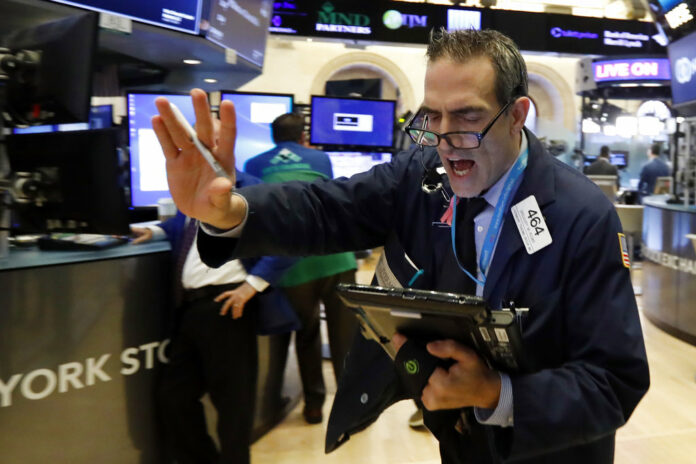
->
[[405, 111, 448, 198]]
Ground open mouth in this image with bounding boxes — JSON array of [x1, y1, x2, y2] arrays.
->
[[449, 159, 475, 177]]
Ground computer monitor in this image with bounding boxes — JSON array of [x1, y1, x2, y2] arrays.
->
[[587, 175, 618, 201], [5, 129, 130, 235], [219, 91, 294, 171], [610, 150, 628, 168], [2, 11, 98, 126], [12, 105, 113, 134], [89, 104, 114, 129], [48, 0, 203, 35], [310, 96, 396, 150], [327, 152, 393, 179], [127, 92, 196, 207], [583, 155, 597, 167]]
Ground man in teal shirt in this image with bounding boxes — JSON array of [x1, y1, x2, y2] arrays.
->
[[245, 113, 358, 424]]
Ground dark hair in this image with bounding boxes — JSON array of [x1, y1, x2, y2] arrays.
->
[[599, 145, 610, 158], [271, 113, 304, 143], [650, 143, 661, 156], [426, 28, 528, 107]]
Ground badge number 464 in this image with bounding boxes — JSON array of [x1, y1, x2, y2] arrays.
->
[[511, 196, 552, 255]]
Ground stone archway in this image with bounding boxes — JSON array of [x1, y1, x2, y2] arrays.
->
[[309, 51, 417, 115], [525, 62, 578, 133]]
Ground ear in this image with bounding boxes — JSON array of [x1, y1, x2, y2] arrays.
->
[[509, 97, 530, 135]]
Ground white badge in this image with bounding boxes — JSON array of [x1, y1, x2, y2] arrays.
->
[[511, 195, 552, 255]]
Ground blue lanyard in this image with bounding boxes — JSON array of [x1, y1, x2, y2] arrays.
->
[[450, 148, 529, 289]]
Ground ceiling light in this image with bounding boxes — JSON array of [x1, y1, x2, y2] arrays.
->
[[204, 78, 218, 83], [183, 59, 202, 65]]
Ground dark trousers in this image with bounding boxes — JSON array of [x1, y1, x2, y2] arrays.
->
[[158, 285, 258, 464], [282, 270, 359, 409]]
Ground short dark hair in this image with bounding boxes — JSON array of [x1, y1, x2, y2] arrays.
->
[[271, 113, 304, 143], [426, 28, 528, 107], [599, 145, 610, 158], [650, 143, 661, 156]]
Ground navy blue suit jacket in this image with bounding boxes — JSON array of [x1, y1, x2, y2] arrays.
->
[[638, 157, 670, 198], [198, 131, 649, 463]]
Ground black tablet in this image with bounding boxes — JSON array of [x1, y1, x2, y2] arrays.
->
[[337, 283, 526, 372]]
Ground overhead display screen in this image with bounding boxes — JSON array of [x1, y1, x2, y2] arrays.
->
[[269, 0, 665, 55], [49, 0, 202, 34], [668, 31, 696, 110], [592, 58, 671, 84], [207, 0, 272, 67], [646, 0, 696, 41]]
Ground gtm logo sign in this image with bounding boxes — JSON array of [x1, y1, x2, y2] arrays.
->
[[675, 56, 696, 84], [382, 10, 427, 30]]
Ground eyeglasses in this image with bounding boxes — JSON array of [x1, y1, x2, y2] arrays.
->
[[405, 100, 513, 150]]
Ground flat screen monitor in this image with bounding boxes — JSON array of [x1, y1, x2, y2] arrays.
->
[[5, 129, 130, 235], [89, 104, 114, 129], [584, 155, 598, 167], [12, 105, 113, 134], [48, 0, 202, 34], [610, 150, 629, 167], [310, 96, 395, 150], [127, 92, 197, 207], [327, 152, 393, 179], [668, 31, 696, 112], [219, 91, 294, 170], [3, 11, 97, 126]]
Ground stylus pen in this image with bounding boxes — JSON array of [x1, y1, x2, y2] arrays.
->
[[169, 102, 231, 180]]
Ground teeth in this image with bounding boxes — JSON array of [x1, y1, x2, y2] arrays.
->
[[454, 168, 470, 176]]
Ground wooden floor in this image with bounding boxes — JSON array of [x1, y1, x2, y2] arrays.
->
[[251, 259, 696, 463]]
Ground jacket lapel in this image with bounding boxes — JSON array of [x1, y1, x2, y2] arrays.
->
[[483, 130, 557, 300]]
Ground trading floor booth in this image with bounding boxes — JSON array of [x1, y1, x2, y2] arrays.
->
[[641, 197, 696, 345], [0, 243, 300, 463]]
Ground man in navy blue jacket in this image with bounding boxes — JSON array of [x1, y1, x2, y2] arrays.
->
[[149, 29, 648, 464], [245, 113, 359, 425], [638, 143, 670, 201], [131, 169, 296, 464]]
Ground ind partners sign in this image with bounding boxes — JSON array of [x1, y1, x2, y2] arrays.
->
[[593, 58, 671, 83]]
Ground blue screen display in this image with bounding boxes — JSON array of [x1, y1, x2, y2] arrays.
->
[[89, 105, 114, 129], [310, 96, 395, 148], [12, 105, 112, 134], [668, 32, 696, 106], [656, 0, 682, 13], [220, 92, 293, 170], [610, 151, 628, 167], [49, 0, 202, 34], [127, 93, 196, 207]]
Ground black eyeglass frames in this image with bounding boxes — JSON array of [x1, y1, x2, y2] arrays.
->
[[405, 100, 514, 150]]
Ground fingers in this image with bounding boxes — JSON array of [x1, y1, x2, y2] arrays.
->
[[217, 100, 237, 163], [392, 333, 407, 352], [152, 115, 179, 160], [191, 89, 215, 148], [154, 97, 194, 149], [232, 302, 245, 319], [129, 227, 152, 244], [208, 177, 235, 203], [219, 298, 232, 316], [214, 291, 231, 302], [427, 339, 478, 364], [421, 366, 448, 409], [216, 293, 245, 319]]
